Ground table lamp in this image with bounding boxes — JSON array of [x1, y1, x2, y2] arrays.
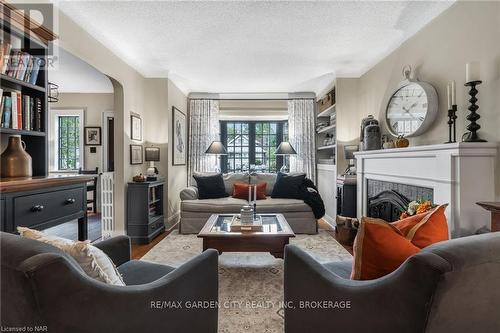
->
[[145, 147, 160, 180], [205, 141, 227, 173], [274, 142, 297, 173]]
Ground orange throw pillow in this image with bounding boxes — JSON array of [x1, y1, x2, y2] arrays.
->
[[351, 218, 420, 280], [232, 182, 267, 200], [351, 204, 449, 280], [392, 204, 449, 249]]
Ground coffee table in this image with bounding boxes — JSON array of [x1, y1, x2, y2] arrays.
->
[[197, 213, 295, 258]]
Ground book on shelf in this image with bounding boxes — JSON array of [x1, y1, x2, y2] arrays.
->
[[0, 89, 42, 131], [0, 40, 43, 85]]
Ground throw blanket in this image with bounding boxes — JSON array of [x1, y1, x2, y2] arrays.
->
[[299, 178, 325, 219]]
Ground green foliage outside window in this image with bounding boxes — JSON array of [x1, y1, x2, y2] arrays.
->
[[58, 116, 80, 170]]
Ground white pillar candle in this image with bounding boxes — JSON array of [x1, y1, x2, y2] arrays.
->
[[248, 186, 251, 203], [447, 83, 452, 110], [466, 62, 480, 83], [451, 80, 456, 106]]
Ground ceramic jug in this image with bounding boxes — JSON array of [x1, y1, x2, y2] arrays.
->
[[0, 135, 32, 177]]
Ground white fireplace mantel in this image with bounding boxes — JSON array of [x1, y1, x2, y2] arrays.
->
[[354, 142, 498, 237]]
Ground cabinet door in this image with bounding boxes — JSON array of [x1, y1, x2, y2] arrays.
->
[[317, 166, 337, 225]]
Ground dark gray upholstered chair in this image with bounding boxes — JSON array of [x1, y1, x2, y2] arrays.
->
[[284, 232, 500, 333], [0, 232, 219, 333]]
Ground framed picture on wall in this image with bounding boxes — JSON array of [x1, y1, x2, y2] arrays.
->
[[172, 106, 187, 166], [130, 144, 143, 165], [131, 113, 142, 141], [84, 127, 102, 145]]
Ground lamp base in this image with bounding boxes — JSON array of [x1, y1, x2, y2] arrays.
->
[[279, 165, 289, 173]]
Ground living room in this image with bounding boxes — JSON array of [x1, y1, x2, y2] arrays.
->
[[1, 1, 499, 332]]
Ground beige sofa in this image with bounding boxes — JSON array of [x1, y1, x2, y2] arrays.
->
[[179, 172, 317, 234]]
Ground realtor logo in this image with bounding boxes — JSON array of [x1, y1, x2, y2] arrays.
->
[[1, 2, 58, 70]]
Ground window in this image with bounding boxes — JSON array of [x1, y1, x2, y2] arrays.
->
[[49, 109, 84, 171], [221, 121, 288, 173], [58, 116, 81, 170]]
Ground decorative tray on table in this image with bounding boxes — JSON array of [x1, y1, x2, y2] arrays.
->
[[230, 215, 263, 232]]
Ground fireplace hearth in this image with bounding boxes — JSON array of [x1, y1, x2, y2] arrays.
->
[[367, 180, 433, 222]]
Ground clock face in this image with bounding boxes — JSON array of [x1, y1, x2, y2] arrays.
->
[[386, 83, 429, 137]]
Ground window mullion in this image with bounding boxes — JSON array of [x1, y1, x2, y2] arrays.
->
[[249, 122, 256, 167]]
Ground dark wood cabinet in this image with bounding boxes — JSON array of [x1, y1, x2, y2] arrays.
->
[[0, 176, 90, 240], [336, 176, 357, 218], [127, 181, 165, 244]]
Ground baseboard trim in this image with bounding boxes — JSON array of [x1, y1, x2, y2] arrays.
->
[[322, 214, 336, 227], [167, 211, 180, 223], [165, 211, 180, 231]]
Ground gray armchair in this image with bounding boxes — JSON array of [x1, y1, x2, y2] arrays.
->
[[0, 232, 219, 333], [284, 232, 500, 333]]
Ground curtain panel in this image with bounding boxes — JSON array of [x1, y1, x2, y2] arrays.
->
[[187, 99, 220, 185], [288, 99, 316, 182]]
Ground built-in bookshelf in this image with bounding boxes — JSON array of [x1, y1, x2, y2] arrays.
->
[[315, 86, 338, 225], [316, 87, 337, 166], [0, 3, 56, 177]]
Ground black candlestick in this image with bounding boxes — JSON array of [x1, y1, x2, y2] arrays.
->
[[463, 81, 487, 142], [445, 109, 453, 143], [452, 104, 458, 142], [253, 202, 257, 220]]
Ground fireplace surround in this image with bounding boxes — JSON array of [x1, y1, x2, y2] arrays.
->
[[355, 142, 497, 237]]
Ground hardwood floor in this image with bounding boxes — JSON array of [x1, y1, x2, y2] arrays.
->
[[318, 219, 354, 255], [130, 219, 353, 260], [44, 213, 102, 242], [131, 223, 177, 259]]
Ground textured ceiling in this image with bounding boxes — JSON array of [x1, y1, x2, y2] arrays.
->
[[56, 1, 454, 94]]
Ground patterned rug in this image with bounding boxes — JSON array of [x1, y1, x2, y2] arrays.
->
[[141, 227, 352, 333]]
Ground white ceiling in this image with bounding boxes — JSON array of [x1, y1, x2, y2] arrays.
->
[[49, 47, 114, 93], [56, 1, 454, 95]]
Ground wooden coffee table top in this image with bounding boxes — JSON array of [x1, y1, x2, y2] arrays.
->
[[198, 213, 295, 238]]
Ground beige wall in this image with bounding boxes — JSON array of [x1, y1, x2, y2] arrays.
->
[[56, 11, 174, 233], [50, 93, 114, 171], [336, 1, 500, 199], [167, 80, 188, 225]]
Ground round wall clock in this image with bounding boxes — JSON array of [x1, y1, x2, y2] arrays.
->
[[385, 67, 438, 137]]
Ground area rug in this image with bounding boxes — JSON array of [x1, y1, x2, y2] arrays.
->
[[141, 228, 352, 333]]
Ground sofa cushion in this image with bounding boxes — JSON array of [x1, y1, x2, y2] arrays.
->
[[351, 217, 421, 280], [271, 172, 306, 199], [324, 260, 353, 279], [181, 197, 312, 214], [193, 172, 249, 195], [193, 173, 229, 199], [255, 197, 312, 213], [250, 173, 277, 196], [392, 204, 449, 249], [18, 227, 125, 286], [233, 182, 267, 200], [118, 260, 175, 285], [182, 197, 249, 213], [223, 172, 250, 195]]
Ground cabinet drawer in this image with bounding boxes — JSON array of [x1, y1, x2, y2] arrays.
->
[[128, 217, 164, 237], [13, 187, 85, 228]]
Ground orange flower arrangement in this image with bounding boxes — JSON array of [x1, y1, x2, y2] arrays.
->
[[400, 200, 436, 220]]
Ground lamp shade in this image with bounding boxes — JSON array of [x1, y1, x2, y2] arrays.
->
[[275, 142, 297, 155], [205, 141, 228, 155], [145, 147, 160, 161]]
